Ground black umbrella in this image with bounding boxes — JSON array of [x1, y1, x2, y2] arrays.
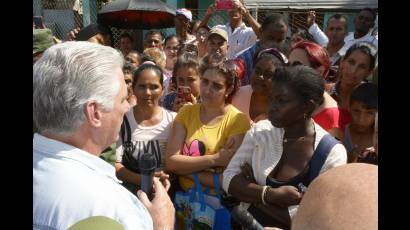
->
[[98, 0, 176, 29]]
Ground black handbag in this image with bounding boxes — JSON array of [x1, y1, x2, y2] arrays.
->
[[119, 115, 140, 173]]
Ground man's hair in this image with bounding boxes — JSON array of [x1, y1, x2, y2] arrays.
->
[[127, 50, 143, 63], [120, 32, 133, 42], [360, 8, 377, 22], [261, 13, 288, 31], [144, 30, 164, 40], [326, 13, 348, 30], [123, 62, 137, 73], [33, 41, 124, 135], [350, 82, 378, 109]]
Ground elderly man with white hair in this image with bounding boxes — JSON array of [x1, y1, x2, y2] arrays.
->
[[33, 41, 174, 230]]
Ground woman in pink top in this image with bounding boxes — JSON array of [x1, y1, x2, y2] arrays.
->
[[289, 41, 350, 140], [232, 48, 288, 123]]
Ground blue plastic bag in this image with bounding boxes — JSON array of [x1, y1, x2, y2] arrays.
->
[[174, 173, 231, 230]]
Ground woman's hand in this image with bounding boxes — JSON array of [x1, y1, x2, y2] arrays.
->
[[66, 27, 80, 41], [240, 162, 256, 183], [266, 185, 302, 207], [213, 138, 236, 167], [358, 146, 376, 159], [172, 94, 197, 112], [349, 146, 376, 163]]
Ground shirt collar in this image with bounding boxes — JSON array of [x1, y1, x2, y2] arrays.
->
[[346, 31, 373, 41], [33, 133, 121, 183], [226, 22, 247, 32]]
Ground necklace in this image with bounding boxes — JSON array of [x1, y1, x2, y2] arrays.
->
[[283, 122, 316, 143], [283, 136, 307, 143]]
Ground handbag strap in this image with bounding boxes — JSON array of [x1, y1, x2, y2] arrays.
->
[[308, 134, 339, 185], [212, 173, 222, 200], [193, 173, 206, 211], [120, 115, 131, 144]]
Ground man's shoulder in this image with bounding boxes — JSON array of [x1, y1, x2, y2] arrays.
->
[[344, 32, 355, 42], [34, 165, 150, 229], [213, 24, 229, 31], [236, 42, 258, 59]]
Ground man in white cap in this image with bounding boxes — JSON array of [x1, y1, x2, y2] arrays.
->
[[200, 0, 260, 59], [206, 27, 229, 65], [175, 8, 196, 44]]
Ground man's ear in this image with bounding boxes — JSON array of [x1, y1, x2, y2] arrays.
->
[[84, 102, 103, 128], [304, 99, 317, 116]]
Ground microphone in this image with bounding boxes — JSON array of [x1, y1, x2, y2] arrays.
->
[[139, 152, 156, 200], [231, 206, 264, 230]]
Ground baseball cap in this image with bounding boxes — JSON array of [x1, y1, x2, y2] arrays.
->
[[208, 27, 229, 42], [76, 23, 111, 41], [176, 8, 192, 22], [33, 28, 55, 55]]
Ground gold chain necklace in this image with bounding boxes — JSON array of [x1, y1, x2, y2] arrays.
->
[[283, 136, 307, 143]]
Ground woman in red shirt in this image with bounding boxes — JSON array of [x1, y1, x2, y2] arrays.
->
[[289, 41, 350, 140]]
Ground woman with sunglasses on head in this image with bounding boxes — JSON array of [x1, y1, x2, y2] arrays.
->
[[289, 40, 349, 140], [232, 48, 288, 123], [223, 65, 347, 229], [166, 60, 250, 195], [115, 64, 176, 195], [330, 42, 377, 110]]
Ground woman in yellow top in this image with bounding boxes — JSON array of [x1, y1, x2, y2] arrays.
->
[[166, 61, 251, 192]]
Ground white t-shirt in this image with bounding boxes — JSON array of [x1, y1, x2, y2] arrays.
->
[[214, 23, 257, 60], [344, 31, 378, 49], [116, 107, 176, 170]]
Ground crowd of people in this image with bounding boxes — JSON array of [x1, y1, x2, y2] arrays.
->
[[33, 1, 378, 229]]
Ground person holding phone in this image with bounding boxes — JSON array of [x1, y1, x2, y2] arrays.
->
[[33, 16, 45, 29], [162, 53, 201, 112], [199, 0, 260, 60]]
